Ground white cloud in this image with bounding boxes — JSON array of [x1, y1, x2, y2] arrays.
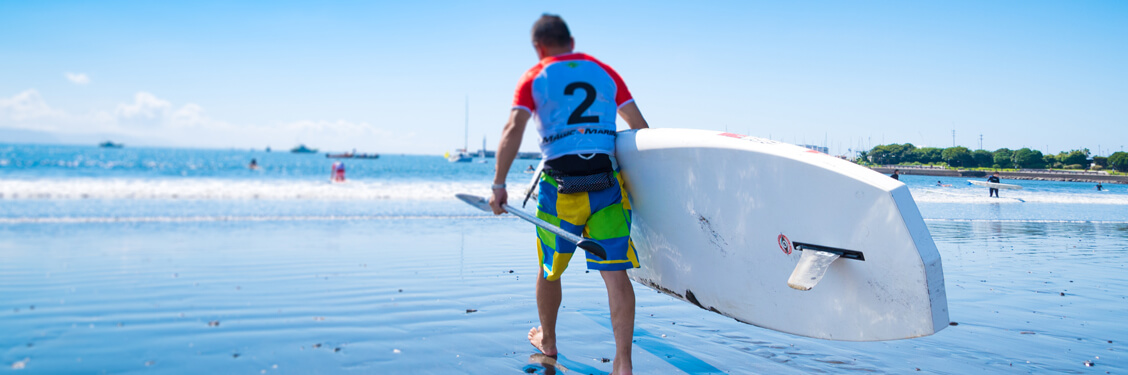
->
[[0, 90, 54, 121], [170, 103, 206, 125], [64, 72, 90, 85], [0, 90, 406, 151], [115, 92, 171, 122]]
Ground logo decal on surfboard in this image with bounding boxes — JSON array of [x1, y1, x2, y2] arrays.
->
[[778, 234, 792, 255]]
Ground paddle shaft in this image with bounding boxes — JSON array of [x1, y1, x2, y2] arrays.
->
[[454, 193, 608, 260], [501, 202, 608, 260]]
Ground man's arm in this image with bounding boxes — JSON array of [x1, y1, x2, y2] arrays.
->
[[489, 109, 532, 214], [618, 101, 649, 130]]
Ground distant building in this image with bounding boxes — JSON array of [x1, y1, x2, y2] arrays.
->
[[799, 144, 828, 154]]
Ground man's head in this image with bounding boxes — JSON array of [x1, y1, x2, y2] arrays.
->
[[993, 172, 1000, 176], [532, 14, 574, 58], [893, 169, 899, 173]]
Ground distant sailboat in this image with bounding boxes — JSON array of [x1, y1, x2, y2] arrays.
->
[[447, 96, 472, 163], [476, 136, 488, 163]]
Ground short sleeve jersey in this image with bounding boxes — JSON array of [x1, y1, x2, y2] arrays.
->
[[512, 53, 633, 160]]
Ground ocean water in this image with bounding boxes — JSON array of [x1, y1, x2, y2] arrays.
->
[[2, 143, 1126, 374]]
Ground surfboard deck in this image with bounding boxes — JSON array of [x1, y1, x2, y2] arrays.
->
[[615, 129, 949, 342], [968, 180, 1023, 190]]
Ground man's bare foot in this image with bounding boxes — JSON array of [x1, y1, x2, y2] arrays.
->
[[611, 362, 633, 375], [528, 326, 557, 356]]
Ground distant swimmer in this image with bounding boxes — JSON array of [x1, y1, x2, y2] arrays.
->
[[890, 169, 900, 180], [987, 172, 1001, 198], [1097, 182, 1103, 191], [936, 180, 951, 187], [248, 158, 259, 170], [330, 161, 346, 182]]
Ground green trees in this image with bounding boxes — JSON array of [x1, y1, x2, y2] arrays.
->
[[972, 150, 993, 168], [1093, 156, 1108, 168], [1058, 149, 1090, 169], [867, 143, 917, 165], [913, 147, 944, 164], [1011, 148, 1045, 169], [863, 144, 1095, 170], [992, 148, 1013, 168], [1109, 152, 1128, 172], [941, 146, 973, 167]]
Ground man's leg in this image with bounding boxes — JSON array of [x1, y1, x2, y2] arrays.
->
[[530, 272, 562, 356], [601, 270, 635, 375]]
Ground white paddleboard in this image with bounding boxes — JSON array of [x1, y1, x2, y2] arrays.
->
[[968, 180, 1023, 190], [616, 129, 948, 342]]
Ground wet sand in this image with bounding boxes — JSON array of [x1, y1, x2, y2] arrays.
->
[[1, 218, 1125, 373]]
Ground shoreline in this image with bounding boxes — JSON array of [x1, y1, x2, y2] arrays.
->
[[870, 166, 1128, 184]]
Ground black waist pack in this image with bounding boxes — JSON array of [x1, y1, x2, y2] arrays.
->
[[545, 154, 616, 194]]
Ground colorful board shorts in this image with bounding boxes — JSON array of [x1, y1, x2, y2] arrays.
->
[[536, 171, 638, 281]]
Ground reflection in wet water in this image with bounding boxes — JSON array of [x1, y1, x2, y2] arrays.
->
[[0, 219, 1124, 374]]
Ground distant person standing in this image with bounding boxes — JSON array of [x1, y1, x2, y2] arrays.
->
[[330, 161, 346, 182], [248, 158, 259, 170], [890, 169, 900, 180], [1097, 182, 1103, 191], [987, 172, 1001, 198]]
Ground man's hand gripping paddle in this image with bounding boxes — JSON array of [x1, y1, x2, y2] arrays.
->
[[456, 193, 608, 260]]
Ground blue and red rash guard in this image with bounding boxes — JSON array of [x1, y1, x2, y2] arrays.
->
[[512, 53, 634, 160]]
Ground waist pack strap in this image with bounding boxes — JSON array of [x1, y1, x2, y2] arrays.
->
[[551, 171, 617, 194], [545, 153, 613, 176]]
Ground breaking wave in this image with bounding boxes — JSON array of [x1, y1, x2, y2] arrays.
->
[[0, 178, 508, 201]]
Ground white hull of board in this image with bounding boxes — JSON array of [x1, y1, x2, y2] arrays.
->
[[968, 180, 1023, 190], [616, 129, 948, 341]]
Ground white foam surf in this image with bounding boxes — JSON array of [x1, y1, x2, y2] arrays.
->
[[910, 186, 1128, 205], [0, 178, 510, 201], [0, 214, 509, 224]]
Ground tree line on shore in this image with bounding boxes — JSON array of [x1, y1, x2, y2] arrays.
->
[[859, 143, 1128, 172]]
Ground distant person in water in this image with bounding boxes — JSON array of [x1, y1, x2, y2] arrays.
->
[[526, 165, 536, 172], [890, 169, 900, 180], [248, 159, 259, 170], [987, 172, 1001, 198], [330, 161, 346, 182], [1097, 182, 1103, 191], [936, 180, 951, 187]]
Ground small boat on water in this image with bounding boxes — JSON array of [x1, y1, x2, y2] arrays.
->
[[98, 141, 124, 148], [326, 152, 379, 159], [446, 150, 472, 163], [291, 144, 318, 154]]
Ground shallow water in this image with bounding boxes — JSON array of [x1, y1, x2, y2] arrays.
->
[[2, 143, 1127, 373], [2, 218, 1125, 374]]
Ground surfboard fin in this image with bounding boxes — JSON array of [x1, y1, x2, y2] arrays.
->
[[787, 250, 841, 291]]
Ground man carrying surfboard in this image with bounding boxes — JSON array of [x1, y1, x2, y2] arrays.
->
[[488, 14, 649, 375], [987, 171, 1001, 198]]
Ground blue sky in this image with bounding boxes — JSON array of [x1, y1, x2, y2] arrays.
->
[[1, 1, 1125, 156]]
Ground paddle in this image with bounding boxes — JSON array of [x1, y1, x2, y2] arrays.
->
[[455, 193, 608, 260]]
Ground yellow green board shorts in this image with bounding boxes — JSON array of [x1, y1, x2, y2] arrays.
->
[[536, 171, 638, 281]]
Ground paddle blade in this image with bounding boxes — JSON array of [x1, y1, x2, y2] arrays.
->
[[577, 239, 608, 260], [455, 193, 492, 212]]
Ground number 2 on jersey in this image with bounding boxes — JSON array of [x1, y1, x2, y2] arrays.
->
[[564, 82, 599, 125]]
